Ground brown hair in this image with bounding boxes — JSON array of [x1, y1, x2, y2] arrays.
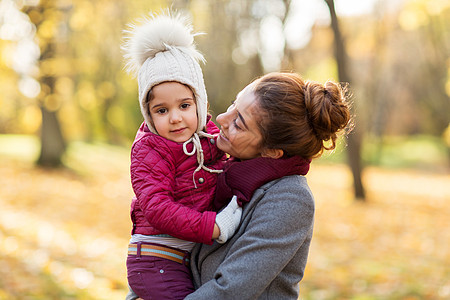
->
[[252, 72, 352, 159], [145, 81, 197, 105]]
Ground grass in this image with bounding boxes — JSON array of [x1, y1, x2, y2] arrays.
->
[[0, 134, 449, 299], [1, 134, 447, 172], [318, 134, 449, 173]]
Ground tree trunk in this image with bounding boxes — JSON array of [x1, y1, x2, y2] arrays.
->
[[325, 0, 366, 200], [38, 105, 66, 167], [24, 2, 67, 167], [37, 45, 66, 167]]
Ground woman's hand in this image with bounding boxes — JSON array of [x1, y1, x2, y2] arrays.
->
[[214, 196, 242, 243]]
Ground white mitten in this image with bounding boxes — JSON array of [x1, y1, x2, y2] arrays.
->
[[215, 195, 242, 244]]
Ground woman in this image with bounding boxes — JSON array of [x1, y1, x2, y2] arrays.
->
[[185, 72, 352, 299]]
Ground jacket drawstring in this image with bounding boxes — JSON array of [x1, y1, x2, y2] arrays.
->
[[183, 131, 223, 188]]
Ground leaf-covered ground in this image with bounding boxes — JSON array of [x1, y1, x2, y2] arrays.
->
[[0, 143, 449, 299]]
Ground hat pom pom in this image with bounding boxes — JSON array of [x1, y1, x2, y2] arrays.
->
[[122, 11, 205, 77]]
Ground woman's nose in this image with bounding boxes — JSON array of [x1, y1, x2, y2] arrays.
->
[[216, 110, 230, 128]]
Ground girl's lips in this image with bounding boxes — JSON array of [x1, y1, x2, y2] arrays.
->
[[171, 128, 186, 134]]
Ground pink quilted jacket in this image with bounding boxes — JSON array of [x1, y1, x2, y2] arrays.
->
[[130, 118, 225, 245]]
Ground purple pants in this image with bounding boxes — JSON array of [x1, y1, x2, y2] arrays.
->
[[127, 253, 194, 300]]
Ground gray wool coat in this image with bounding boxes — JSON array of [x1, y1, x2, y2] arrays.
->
[[185, 175, 315, 300]]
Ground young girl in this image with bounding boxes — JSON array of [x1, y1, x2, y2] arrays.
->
[[122, 12, 241, 300]]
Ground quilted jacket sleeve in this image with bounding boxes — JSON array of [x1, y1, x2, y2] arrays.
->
[[131, 136, 216, 244]]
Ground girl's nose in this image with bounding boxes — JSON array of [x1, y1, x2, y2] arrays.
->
[[170, 111, 182, 123]]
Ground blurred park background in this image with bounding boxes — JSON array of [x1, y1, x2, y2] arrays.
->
[[0, 0, 449, 299]]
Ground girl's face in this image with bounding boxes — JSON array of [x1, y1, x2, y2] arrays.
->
[[216, 84, 265, 160], [148, 81, 198, 143]]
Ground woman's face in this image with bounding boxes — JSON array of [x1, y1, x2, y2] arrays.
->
[[216, 84, 265, 160]]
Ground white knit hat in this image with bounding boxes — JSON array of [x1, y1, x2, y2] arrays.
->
[[122, 11, 208, 135]]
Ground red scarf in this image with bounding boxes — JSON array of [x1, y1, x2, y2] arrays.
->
[[213, 155, 311, 210]]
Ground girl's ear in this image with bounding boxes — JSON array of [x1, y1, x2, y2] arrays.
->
[[261, 148, 284, 159]]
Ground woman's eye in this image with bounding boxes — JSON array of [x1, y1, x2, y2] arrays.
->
[[233, 118, 242, 130]]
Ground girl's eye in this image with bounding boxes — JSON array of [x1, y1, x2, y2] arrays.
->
[[156, 108, 167, 114], [180, 103, 190, 109]]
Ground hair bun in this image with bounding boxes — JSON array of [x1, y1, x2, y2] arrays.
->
[[122, 10, 205, 76], [304, 80, 351, 148]]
